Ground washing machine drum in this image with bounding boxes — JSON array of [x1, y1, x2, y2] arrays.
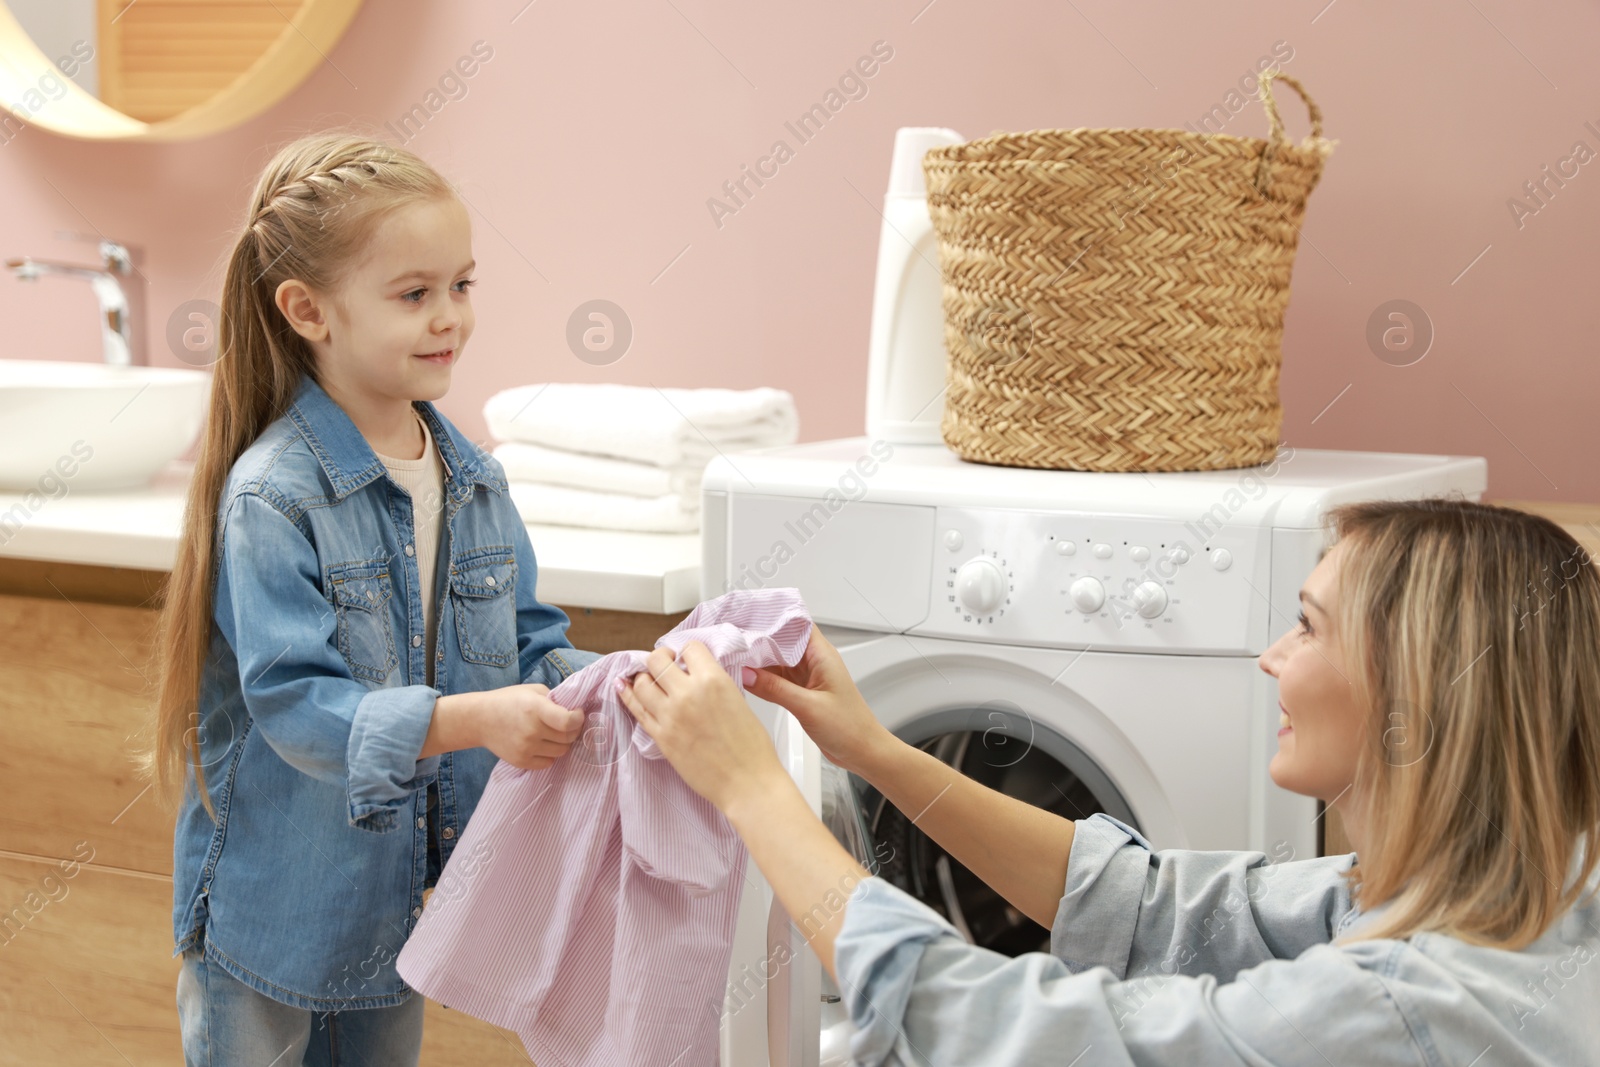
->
[[840, 704, 1140, 957]]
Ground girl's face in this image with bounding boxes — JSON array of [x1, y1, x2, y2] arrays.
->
[[287, 195, 476, 410], [1257, 540, 1368, 804]]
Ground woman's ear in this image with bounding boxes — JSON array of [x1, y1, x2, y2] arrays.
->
[[275, 278, 330, 343]]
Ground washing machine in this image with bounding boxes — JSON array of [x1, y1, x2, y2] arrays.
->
[[702, 440, 1487, 1066]]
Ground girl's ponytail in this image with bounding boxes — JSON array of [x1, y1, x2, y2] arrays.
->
[[137, 130, 456, 819]]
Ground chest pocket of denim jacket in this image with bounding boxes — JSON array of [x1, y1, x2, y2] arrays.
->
[[327, 559, 399, 683], [451, 547, 518, 667]]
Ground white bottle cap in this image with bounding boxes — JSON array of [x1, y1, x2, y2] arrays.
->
[[887, 127, 966, 199]]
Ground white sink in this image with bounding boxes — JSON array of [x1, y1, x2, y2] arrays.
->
[[0, 359, 210, 492]]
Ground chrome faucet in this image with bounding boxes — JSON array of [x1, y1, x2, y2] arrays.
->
[[6, 234, 147, 366]]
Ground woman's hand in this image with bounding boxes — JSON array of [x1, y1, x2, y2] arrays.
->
[[616, 642, 788, 814], [742, 625, 895, 779]]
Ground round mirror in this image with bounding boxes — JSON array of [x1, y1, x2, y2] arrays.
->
[[0, 0, 364, 142]]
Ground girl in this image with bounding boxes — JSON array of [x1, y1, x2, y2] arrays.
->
[[140, 131, 599, 1064], [622, 498, 1600, 1064]]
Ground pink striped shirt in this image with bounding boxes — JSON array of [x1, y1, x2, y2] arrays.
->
[[396, 588, 813, 1066]]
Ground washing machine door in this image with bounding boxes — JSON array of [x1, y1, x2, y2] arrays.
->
[[723, 661, 1156, 1065], [861, 704, 1140, 957], [719, 701, 867, 1067], [765, 709, 867, 1067]]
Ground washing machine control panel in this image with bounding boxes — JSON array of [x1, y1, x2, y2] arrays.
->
[[918, 506, 1274, 655]]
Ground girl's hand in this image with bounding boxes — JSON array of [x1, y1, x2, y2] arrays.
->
[[742, 625, 894, 779], [476, 683, 585, 771], [617, 642, 787, 814]]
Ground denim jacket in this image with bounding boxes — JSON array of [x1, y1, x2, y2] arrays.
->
[[171, 369, 601, 1011]]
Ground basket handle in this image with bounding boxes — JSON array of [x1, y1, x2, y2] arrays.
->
[[1253, 70, 1324, 197]]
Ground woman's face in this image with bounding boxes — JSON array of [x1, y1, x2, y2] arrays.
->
[[1257, 540, 1368, 803]]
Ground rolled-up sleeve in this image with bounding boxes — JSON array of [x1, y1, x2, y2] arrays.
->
[[1053, 814, 1358, 982], [834, 863, 1411, 1067], [214, 491, 441, 833]]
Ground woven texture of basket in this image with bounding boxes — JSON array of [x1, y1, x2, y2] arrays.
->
[[923, 71, 1336, 472]]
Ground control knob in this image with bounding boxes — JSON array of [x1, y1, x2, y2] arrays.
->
[[1131, 581, 1168, 619], [1069, 576, 1105, 613], [956, 557, 1008, 615]]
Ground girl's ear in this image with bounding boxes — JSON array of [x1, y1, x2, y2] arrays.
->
[[275, 277, 330, 343]]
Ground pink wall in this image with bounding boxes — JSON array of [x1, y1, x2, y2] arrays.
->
[[2, 0, 1596, 503]]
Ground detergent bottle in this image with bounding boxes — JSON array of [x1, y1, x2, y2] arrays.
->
[[864, 126, 966, 444]]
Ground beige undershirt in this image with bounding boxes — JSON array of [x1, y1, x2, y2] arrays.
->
[[373, 407, 446, 688]]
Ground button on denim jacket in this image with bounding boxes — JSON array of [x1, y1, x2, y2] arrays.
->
[[171, 370, 601, 1011]]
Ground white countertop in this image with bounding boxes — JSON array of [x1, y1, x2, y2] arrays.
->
[[0, 461, 702, 614]]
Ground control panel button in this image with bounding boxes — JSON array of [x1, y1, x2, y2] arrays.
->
[[1092, 543, 1113, 560], [1069, 576, 1105, 613], [1055, 540, 1076, 556], [1131, 581, 1168, 619], [1210, 548, 1233, 571], [1129, 545, 1150, 563], [943, 530, 964, 552], [956, 557, 1007, 615], [1169, 548, 1190, 565]]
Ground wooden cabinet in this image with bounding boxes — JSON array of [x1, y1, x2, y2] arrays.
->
[[0, 565, 186, 1063], [0, 589, 169, 876], [0, 853, 178, 1064]]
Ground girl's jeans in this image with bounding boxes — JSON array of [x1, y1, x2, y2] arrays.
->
[[176, 945, 425, 1066]]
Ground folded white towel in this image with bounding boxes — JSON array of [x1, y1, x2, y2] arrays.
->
[[492, 442, 703, 501], [507, 481, 700, 534], [484, 383, 799, 467]]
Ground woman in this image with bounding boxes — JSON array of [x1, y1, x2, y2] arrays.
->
[[619, 497, 1600, 1065]]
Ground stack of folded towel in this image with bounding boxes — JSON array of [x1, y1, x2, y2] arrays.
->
[[484, 383, 799, 533]]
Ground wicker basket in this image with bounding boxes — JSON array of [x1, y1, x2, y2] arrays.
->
[[923, 71, 1335, 472]]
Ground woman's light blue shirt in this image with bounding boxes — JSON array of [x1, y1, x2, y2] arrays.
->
[[834, 813, 1600, 1065], [170, 370, 601, 1011]]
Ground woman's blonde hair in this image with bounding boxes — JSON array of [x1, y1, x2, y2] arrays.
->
[[136, 130, 458, 820], [1329, 497, 1600, 948]]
